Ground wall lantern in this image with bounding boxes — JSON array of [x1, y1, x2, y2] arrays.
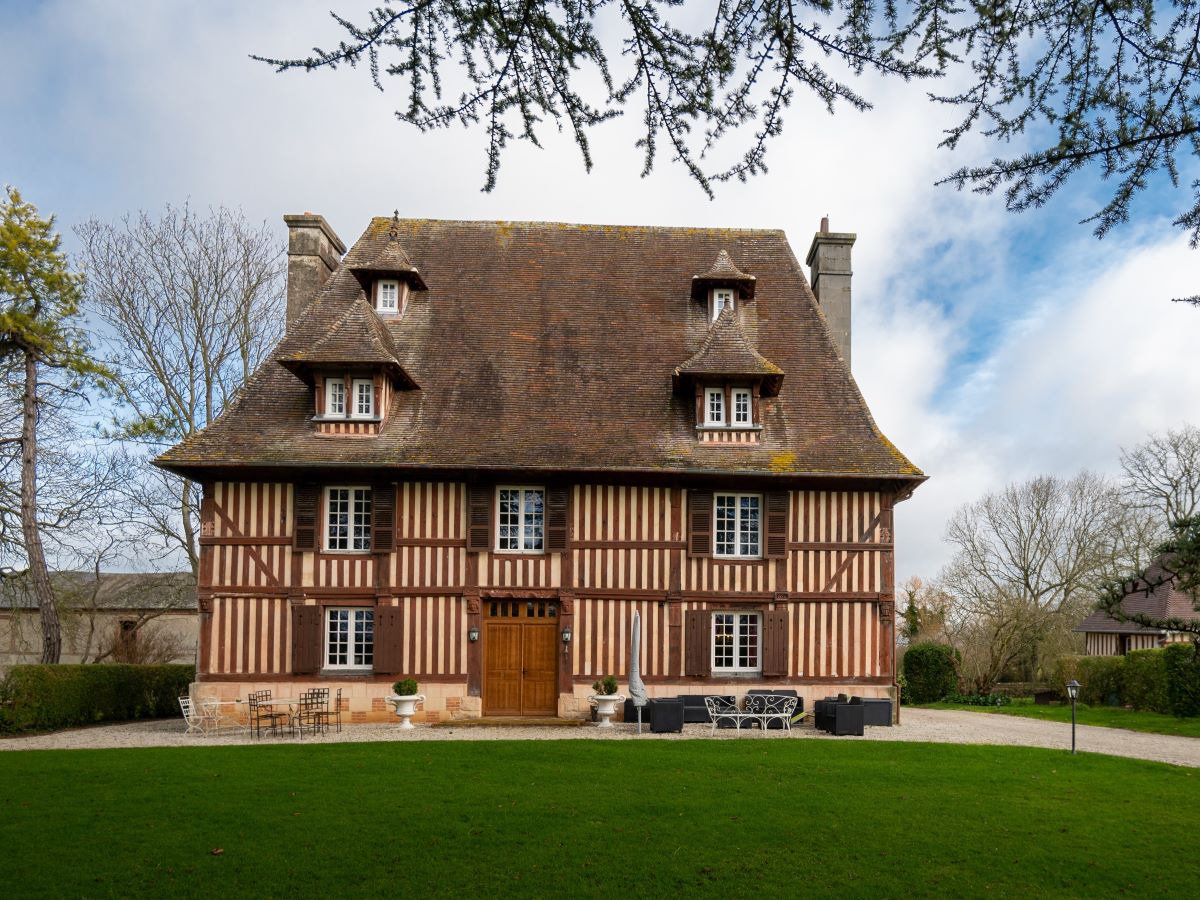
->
[[468, 627, 480, 643], [561, 627, 573, 644], [1065, 680, 1081, 755]]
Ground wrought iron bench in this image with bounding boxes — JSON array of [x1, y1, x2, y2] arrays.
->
[[704, 694, 799, 735]]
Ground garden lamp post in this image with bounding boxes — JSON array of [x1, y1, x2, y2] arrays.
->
[[1066, 680, 1081, 755]]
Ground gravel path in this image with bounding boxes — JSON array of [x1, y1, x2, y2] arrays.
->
[[2, 708, 1197, 767]]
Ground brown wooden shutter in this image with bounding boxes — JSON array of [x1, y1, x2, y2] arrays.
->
[[293, 484, 320, 551], [372, 484, 396, 553], [467, 485, 492, 552], [291, 605, 322, 675], [688, 490, 713, 557], [373, 605, 403, 674], [545, 487, 569, 552], [761, 609, 789, 677], [684, 609, 711, 677], [765, 491, 789, 558]]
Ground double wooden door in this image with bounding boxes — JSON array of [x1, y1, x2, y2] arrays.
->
[[483, 599, 559, 716]]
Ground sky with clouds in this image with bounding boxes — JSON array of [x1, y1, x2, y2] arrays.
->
[[2, 0, 1197, 579]]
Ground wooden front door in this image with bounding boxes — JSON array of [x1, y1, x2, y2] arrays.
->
[[483, 599, 559, 716]]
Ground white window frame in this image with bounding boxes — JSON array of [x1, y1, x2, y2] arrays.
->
[[324, 378, 346, 417], [714, 492, 761, 558], [711, 287, 735, 321], [705, 388, 725, 426], [377, 279, 400, 313], [496, 486, 545, 553], [712, 611, 761, 673], [325, 607, 374, 669], [325, 486, 372, 552], [351, 378, 375, 419], [732, 388, 752, 426]]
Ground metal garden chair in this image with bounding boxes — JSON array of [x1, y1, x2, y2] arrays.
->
[[248, 690, 289, 739]]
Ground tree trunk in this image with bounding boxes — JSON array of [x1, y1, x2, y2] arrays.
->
[[20, 349, 60, 664]]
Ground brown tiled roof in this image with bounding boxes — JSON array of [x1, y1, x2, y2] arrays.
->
[[276, 298, 417, 387], [157, 218, 923, 482], [691, 249, 756, 299], [350, 217, 428, 290], [675, 307, 784, 396], [1076, 559, 1200, 634]]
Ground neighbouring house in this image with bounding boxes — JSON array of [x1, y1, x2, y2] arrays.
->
[[0, 571, 197, 669], [156, 213, 925, 722], [1076, 560, 1200, 655]]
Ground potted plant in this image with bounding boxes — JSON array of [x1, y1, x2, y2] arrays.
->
[[386, 678, 425, 729], [589, 675, 623, 728]]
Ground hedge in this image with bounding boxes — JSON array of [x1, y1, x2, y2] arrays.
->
[[901, 642, 960, 704], [1053, 645, 1200, 717], [1123, 649, 1170, 714], [0, 664, 194, 734], [1164, 643, 1200, 718]]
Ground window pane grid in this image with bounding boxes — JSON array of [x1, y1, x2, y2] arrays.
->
[[734, 389, 751, 424], [327, 487, 371, 551], [712, 612, 761, 672], [354, 380, 374, 417], [706, 389, 724, 425], [715, 493, 760, 557], [326, 381, 345, 416], [497, 487, 545, 552], [327, 608, 374, 669]]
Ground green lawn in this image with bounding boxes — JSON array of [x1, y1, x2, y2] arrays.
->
[[920, 698, 1200, 738], [1, 741, 1198, 898]]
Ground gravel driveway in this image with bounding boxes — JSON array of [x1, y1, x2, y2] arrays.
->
[[2, 707, 1197, 767]]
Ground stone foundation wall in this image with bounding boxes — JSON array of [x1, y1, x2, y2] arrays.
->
[[190, 680, 478, 724]]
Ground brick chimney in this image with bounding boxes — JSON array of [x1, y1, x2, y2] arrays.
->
[[284, 213, 346, 329], [805, 216, 856, 368]]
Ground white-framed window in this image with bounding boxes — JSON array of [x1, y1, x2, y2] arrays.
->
[[377, 279, 400, 313], [326, 486, 372, 551], [705, 388, 725, 426], [326, 607, 374, 669], [715, 493, 761, 557], [497, 486, 545, 552], [712, 288, 735, 321], [325, 378, 346, 417], [733, 388, 752, 425], [712, 611, 761, 673], [352, 378, 375, 418]]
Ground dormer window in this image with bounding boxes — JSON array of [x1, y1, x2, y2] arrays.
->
[[352, 378, 375, 418], [705, 388, 725, 425], [376, 279, 401, 314], [325, 379, 346, 416], [733, 388, 752, 425], [711, 288, 735, 321]]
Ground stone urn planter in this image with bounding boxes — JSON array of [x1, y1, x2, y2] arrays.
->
[[388, 678, 424, 729], [589, 676, 622, 728]]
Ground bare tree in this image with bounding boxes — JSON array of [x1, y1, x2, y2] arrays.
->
[[75, 205, 285, 574], [1120, 424, 1200, 528], [938, 472, 1134, 691]]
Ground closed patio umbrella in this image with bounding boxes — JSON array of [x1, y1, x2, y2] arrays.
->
[[629, 609, 649, 733]]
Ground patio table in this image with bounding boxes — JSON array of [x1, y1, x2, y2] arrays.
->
[[198, 699, 251, 735]]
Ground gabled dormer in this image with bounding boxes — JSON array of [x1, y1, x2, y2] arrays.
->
[[350, 212, 429, 317], [691, 250, 756, 323], [674, 307, 783, 445], [276, 298, 417, 435]]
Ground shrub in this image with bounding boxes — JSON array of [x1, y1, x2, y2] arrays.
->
[[0, 664, 194, 734], [392, 678, 419, 696], [592, 675, 618, 696], [1164, 642, 1200, 718], [1075, 656, 1126, 706], [947, 692, 1012, 707], [901, 643, 960, 704], [1123, 650, 1169, 714]]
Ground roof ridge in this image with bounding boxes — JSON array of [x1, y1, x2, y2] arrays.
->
[[366, 216, 786, 235]]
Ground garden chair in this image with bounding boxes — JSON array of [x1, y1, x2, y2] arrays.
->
[[179, 696, 208, 735], [328, 687, 343, 733], [248, 690, 289, 739], [295, 688, 330, 737]]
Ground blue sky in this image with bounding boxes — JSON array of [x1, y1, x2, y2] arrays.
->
[[3, 0, 1198, 579]]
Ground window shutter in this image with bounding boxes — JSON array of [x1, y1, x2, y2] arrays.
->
[[688, 490, 713, 557], [373, 605, 403, 674], [765, 491, 789, 558], [684, 609, 711, 677], [291, 605, 321, 675], [372, 484, 396, 553], [293, 484, 320, 551], [545, 487, 569, 552], [761, 609, 789, 677], [467, 485, 492, 552]]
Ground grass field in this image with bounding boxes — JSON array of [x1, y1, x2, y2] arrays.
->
[[920, 698, 1200, 738], [2, 741, 1198, 898]]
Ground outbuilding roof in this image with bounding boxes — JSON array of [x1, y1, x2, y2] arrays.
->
[[1076, 559, 1200, 634], [157, 218, 923, 483]]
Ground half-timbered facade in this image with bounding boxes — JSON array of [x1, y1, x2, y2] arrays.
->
[[158, 214, 924, 722]]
